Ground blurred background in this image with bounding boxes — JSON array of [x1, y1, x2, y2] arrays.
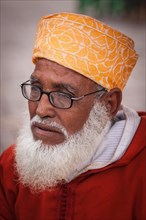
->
[[0, 0, 145, 153]]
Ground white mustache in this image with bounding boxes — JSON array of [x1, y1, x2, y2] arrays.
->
[[31, 115, 69, 138]]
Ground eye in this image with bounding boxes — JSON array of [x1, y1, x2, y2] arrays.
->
[[31, 82, 42, 88], [30, 77, 42, 87], [29, 85, 40, 100], [50, 92, 72, 108], [58, 90, 75, 98]]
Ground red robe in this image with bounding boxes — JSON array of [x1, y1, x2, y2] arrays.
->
[[0, 113, 146, 220]]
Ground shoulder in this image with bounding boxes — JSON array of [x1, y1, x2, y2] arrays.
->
[[0, 144, 16, 167], [136, 112, 146, 139], [0, 145, 18, 218], [0, 144, 16, 183], [138, 112, 146, 117], [129, 112, 146, 152], [138, 112, 146, 124]]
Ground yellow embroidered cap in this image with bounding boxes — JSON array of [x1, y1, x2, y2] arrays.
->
[[32, 12, 138, 90]]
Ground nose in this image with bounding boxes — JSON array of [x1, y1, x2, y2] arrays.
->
[[36, 94, 56, 118]]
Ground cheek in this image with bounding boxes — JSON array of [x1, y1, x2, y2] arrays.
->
[[28, 101, 37, 119], [62, 104, 93, 134]]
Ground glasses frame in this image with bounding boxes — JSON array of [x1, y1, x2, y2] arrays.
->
[[20, 80, 107, 109]]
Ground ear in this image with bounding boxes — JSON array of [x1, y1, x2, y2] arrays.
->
[[100, 88, 122, 117]]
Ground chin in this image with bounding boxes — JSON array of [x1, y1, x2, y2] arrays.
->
[[34, 136, 66, 146]]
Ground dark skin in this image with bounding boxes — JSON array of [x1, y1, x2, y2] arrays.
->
[[29, 58, 122, 145]]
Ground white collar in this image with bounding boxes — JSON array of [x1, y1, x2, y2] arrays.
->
[[69, 105, 141, 181], [85, 105, 140, 170]]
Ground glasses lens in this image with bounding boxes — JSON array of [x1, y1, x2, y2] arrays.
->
[[50, 92, 72, 109], [22, 85, 40, 101]]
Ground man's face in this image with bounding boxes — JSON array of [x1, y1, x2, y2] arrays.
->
[[29, 58, 97, 145]]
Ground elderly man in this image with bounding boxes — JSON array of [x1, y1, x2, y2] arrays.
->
[[0, 12, 145, 220]]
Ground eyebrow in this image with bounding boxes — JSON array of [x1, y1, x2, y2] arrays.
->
[[30, 75, 39, 82], [53, 83, 79, 95], [30, 75, 79, 95]]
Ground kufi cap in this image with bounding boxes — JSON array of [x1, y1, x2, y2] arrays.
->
[[32, 12, 138, 90]]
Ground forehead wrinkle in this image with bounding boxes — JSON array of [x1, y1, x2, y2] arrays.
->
[[30, 74, 79, 94], [36, 58, 73, 76]]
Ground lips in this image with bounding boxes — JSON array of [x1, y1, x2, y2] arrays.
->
[[31, 121, 64, 144], [33, 122, 62, 134]]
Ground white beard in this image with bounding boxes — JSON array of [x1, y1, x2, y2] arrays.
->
[[15, 101, 111, 192]]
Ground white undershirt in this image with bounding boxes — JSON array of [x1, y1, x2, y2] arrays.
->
[[91, 105, 141, 168]]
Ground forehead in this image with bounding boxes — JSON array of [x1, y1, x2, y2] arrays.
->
[[31, 59, 97, 91]]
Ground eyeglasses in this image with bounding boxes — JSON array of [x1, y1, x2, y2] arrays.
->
[[20, 80, 107, 109]]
